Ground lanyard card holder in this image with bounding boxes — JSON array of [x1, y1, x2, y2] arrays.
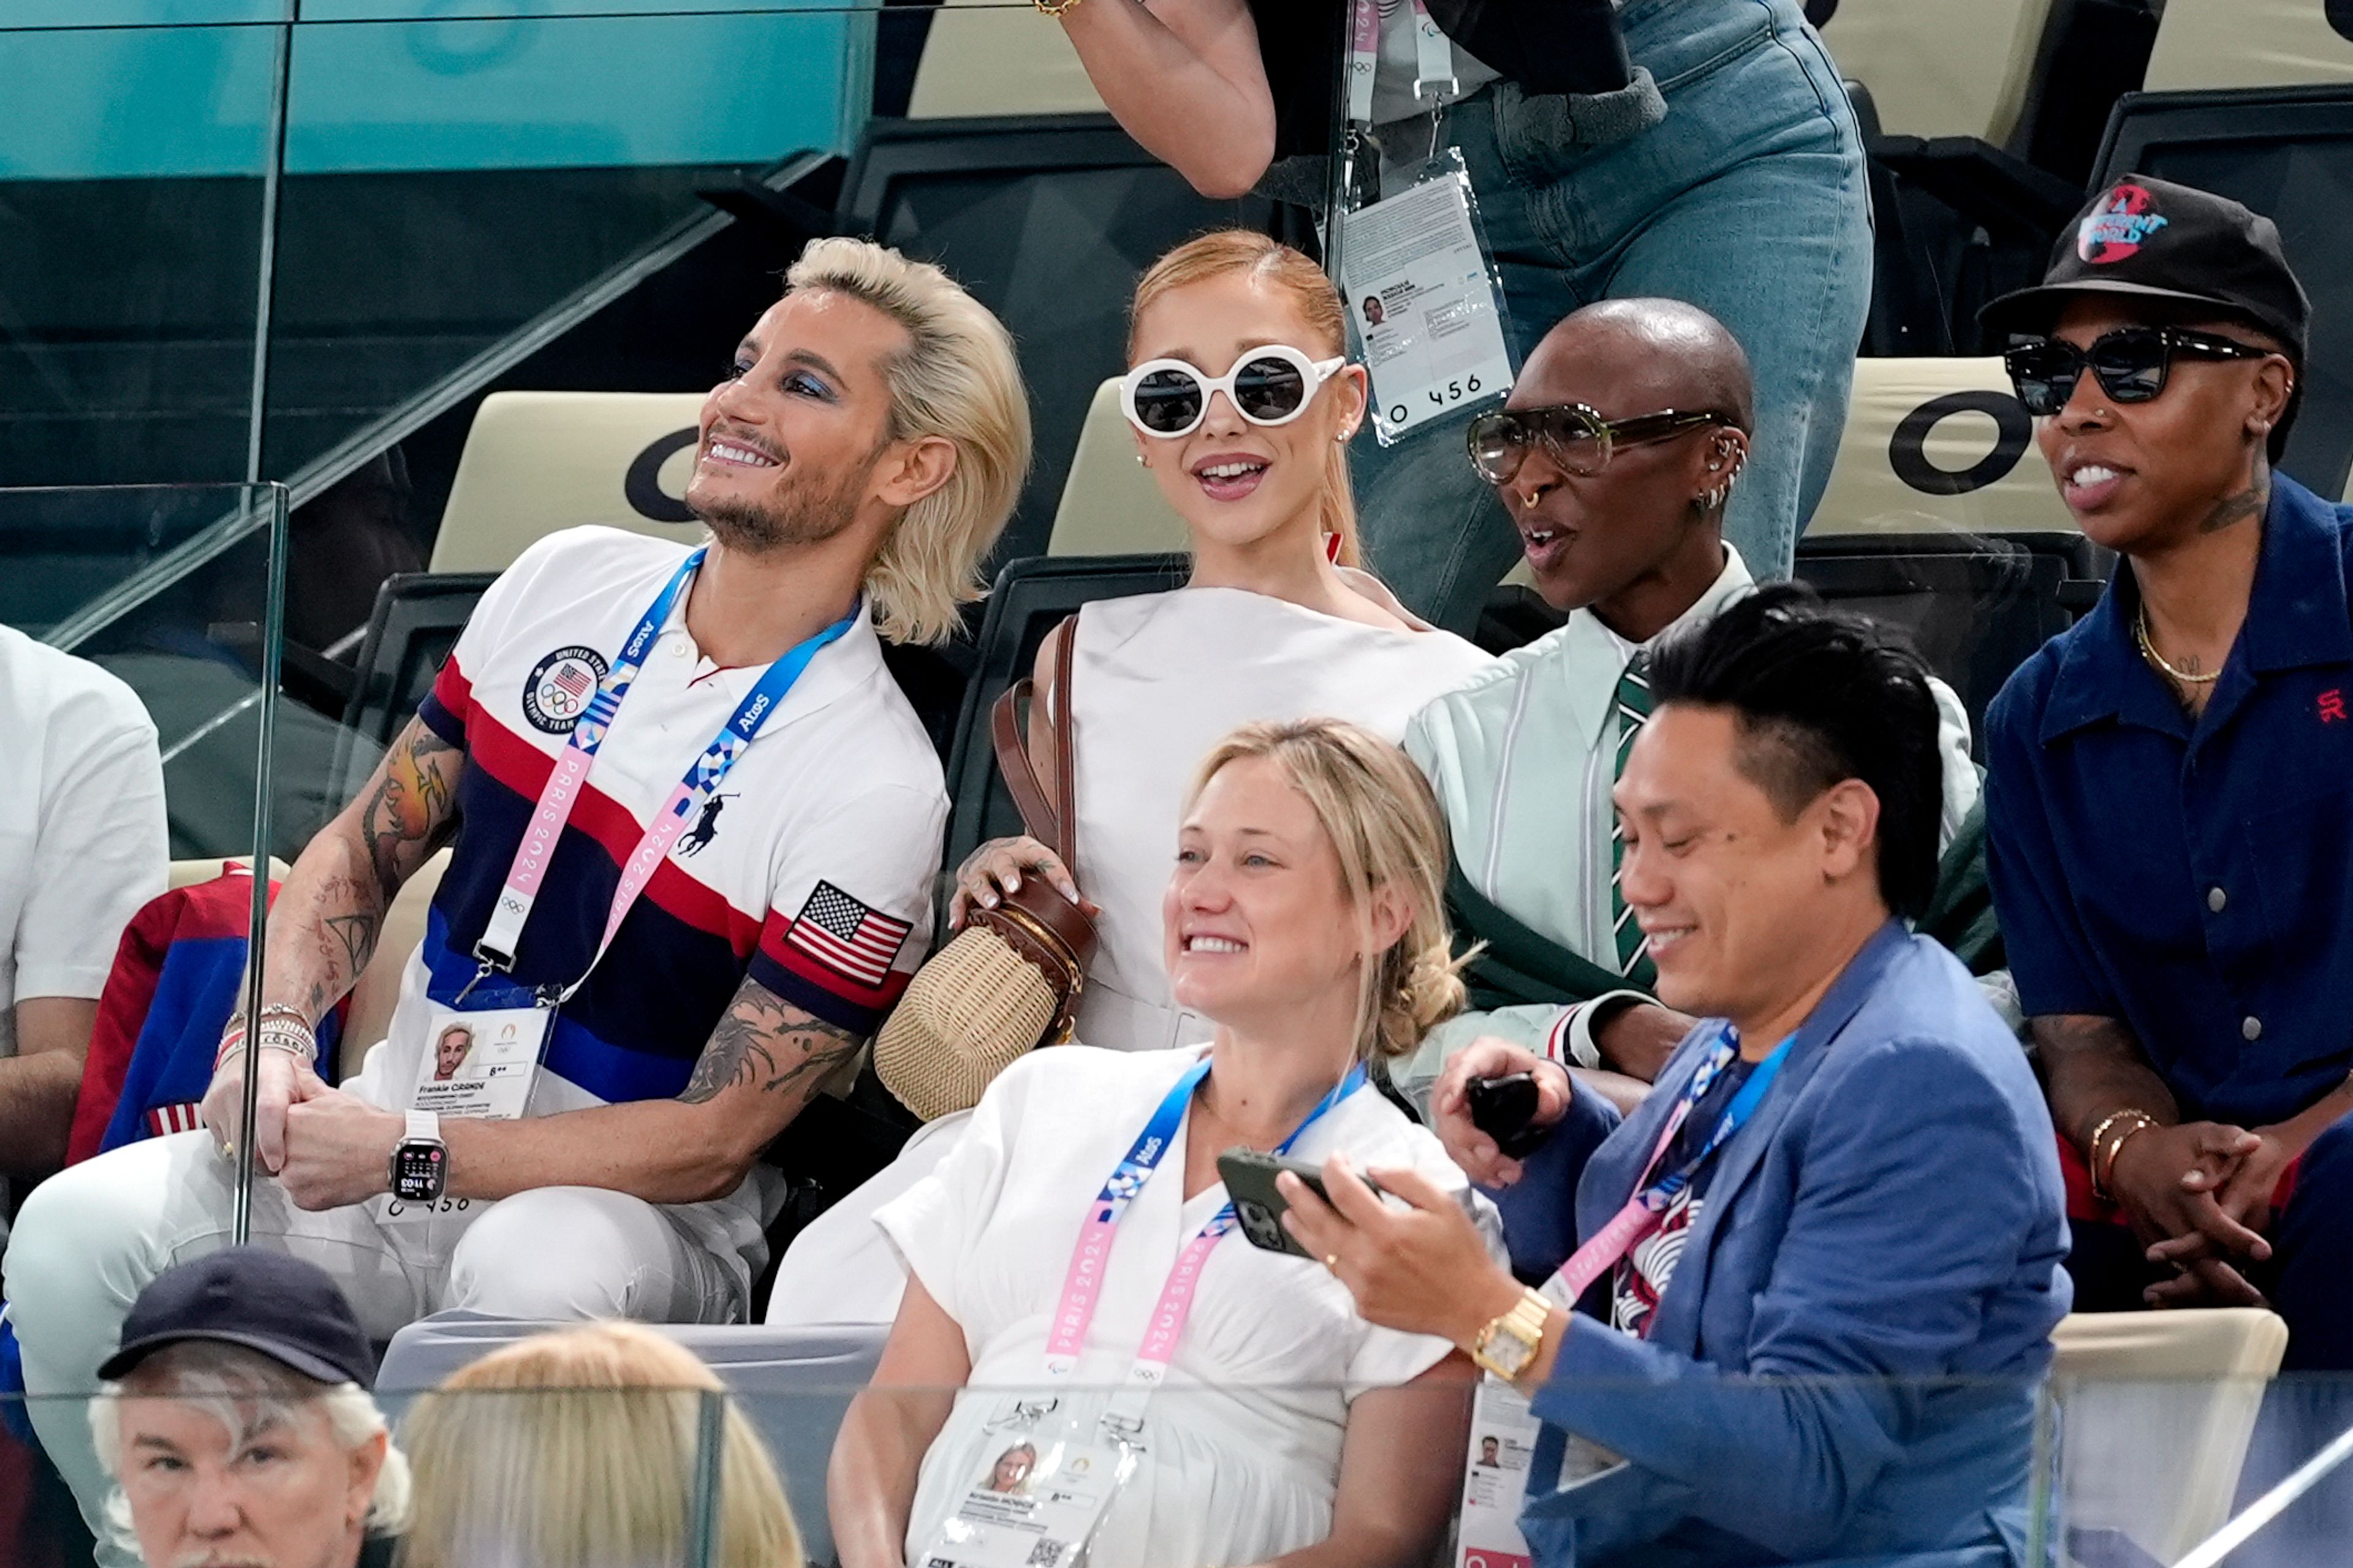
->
[[920, 1403, 1140, 1568], [1338, 146, 1518, 447], [412, 988, 550, 1123]]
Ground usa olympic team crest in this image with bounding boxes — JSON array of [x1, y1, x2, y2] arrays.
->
[[523, 646, 609, 734]]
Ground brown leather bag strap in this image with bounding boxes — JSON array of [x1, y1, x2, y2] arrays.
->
[[988, 616, 1080, 874]]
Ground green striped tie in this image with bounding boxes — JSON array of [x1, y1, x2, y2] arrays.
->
[[1610, 651, 1657, 987]]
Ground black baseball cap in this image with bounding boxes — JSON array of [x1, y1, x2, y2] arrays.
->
[[98, 1247, 376, 1388], [1980, 175, 2311, 360]]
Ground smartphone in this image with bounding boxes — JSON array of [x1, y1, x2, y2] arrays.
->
[[1466, 1072, 1550, 1159], [1216, 1148, 1382, 1259]]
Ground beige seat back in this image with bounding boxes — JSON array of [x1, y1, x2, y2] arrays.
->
[[1816, 0, 2056, 142], [1809, 357, 2074, 539], [343, 848, 451, 1074], [428, 392, 710, 574], [2145, 0, 2353, 92], [1048, 377, 1191, 556], [2050, 1308, 2290, 1566], [907, 0, 1108, 118]]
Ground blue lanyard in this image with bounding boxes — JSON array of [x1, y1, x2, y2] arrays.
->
[[1635, 1028, 1792, 1212], [472, 547, 856, 982], [1088, 1058, 1370, 1226]]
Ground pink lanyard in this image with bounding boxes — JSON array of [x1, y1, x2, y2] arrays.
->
[[1046, 1059, 1366, 1398]]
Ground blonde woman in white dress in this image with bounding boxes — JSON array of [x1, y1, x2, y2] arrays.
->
[[950, 230, 1497, 1054], [830, 719, 1499, 1568]]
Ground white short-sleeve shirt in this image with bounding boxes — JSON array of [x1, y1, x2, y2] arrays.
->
[[0, 624, 167, 1057], [877, 1044, 1501, 1568]]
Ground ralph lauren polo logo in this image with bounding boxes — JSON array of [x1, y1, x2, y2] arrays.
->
[[2322, 689, 2347, 724]]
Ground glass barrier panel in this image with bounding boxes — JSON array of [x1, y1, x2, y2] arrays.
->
[[11, 1362, 2353, 1567]]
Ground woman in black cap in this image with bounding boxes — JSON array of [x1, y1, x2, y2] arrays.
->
[[1980, 175, 2353, 1374]]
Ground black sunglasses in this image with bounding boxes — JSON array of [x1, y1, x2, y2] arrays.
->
[[2003, 327, 2276, 417], [1466, 404, 1731, 486]]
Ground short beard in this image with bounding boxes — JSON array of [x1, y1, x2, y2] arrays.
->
[[692, 449, 875, 556]]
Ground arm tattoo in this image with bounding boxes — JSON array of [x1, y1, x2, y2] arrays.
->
[[359, 719, 463, 896], [678, 980, 863, 1106]]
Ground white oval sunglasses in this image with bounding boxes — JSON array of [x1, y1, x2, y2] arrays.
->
[[1120, 345, 1351, 439]]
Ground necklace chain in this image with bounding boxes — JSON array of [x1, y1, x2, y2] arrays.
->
[[2135, 602, 2221, 686]]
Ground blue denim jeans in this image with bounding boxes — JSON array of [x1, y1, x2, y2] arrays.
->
[[1352, 0, 1872, 631]]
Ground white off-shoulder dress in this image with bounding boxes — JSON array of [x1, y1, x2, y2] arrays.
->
[[876, 1044, 1501, 1568]]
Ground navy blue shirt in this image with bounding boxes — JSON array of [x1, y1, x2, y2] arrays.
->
[[1985, 474, 2353, 1128]]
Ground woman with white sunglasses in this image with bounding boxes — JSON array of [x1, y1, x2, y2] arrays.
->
[[947, 230, 1495, 1056]]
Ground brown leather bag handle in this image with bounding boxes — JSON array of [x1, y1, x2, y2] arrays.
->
[[988, 616, 1080, 876]]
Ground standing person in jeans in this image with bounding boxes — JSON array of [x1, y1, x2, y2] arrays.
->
[[1045, 0, 1871, 627]]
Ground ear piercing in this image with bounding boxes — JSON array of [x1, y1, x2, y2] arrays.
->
[[1135, 453, 1149, 468]]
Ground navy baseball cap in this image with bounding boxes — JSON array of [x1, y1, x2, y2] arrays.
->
[[1980, 174, 2311, 360], [98, 1248, 376, 1388]]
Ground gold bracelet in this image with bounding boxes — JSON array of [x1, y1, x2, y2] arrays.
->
[[2088, 1109, 2158, 1200], [2099, 1115, 2159, 1200], [1033, 0, 1083, 15]]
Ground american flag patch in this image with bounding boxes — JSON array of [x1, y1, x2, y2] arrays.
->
[[786, 882, 913, 990], [147, 1102, 203, 1138], [550, 664, 593, 701]]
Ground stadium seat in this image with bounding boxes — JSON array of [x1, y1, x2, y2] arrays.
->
[[2091, 85, 2353, 499], [1809, 356, 2072, 540], [906, 0, 1108, 118], [2048, 1308, 2290, 1568], [325, 571, 498, 808], [2144, 0, 2353, 93], [938, 551, 1189, 944], [344, 847, 450, 1064], [426, 392, 708, 574], [375, 1311, 887, 1568], [1817, 0, 2058, 143], [1048, 378, 1188, 556]]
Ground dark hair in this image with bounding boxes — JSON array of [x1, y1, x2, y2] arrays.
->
[[1645, 583, 1942, 920]]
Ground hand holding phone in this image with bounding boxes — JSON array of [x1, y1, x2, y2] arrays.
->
[[1466, 1072, 1551, 1159], [1217, 1148, 1384, 1258]]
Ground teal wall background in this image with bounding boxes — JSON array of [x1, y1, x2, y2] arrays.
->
[[0, 1, 873, 178]]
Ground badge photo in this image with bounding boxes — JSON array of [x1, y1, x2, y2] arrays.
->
[[523, 645, 610, 735]]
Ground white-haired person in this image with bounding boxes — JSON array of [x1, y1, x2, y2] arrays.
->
[[950, 230, 1495, 1055], [8, 234, 1032, 1560], [89, 1247, 408, 1568], [397, 1321, 800, 1568], [830, 719, 1501, 1568]]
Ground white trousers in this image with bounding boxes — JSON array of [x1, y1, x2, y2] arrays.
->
[[5, 1130, 747, 1564]]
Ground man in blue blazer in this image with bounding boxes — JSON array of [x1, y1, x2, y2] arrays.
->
[[1286, 585, 2072, 1567]]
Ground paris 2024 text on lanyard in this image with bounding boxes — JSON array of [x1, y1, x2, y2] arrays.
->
[[917, 1056, 1369, 1568], [412, 548, 852, 1132], [1457, 1028, 1793, 1568]]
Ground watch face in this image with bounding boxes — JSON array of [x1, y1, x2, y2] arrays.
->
[[390, 1142, 446, 1203], [1484, 1325, 1537, 1377]]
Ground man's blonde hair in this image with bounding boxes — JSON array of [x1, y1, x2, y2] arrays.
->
[[787, 237, 1031, 645], [396, 1322, 800, 1568], [1186, 718, 1465, 1060]]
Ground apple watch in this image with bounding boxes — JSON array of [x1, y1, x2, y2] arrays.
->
[[388, 1109, 447, 1203]]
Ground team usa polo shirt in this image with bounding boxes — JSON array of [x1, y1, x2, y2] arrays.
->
[[346, 526, 947, 1120], [1984, 474, 2353, 1129]]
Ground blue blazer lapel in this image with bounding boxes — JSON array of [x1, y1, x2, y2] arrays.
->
[[1641, 922, 1912, 1354]]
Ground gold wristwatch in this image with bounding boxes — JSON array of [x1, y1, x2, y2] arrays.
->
[[1471, 1286, 1554, 1381]]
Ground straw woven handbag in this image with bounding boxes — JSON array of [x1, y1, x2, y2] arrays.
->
[[876, 619, 1097, 1120]]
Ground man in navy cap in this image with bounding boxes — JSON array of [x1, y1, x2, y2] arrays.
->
[[86, 1248, 408, 1568], [1979, 174, 2353, 1366]]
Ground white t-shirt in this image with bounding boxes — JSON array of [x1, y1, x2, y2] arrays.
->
[[0, 624, 167, 1058], [877, 1044, 1501, 1568], [349, 526, 947, 1256]]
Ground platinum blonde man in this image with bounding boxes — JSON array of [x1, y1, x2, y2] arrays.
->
[[12, 236, 1032, 1556], [91, 1248, 409, 1568]]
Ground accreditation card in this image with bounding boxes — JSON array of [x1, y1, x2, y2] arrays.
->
[[1338, 149, 1515, 447]]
